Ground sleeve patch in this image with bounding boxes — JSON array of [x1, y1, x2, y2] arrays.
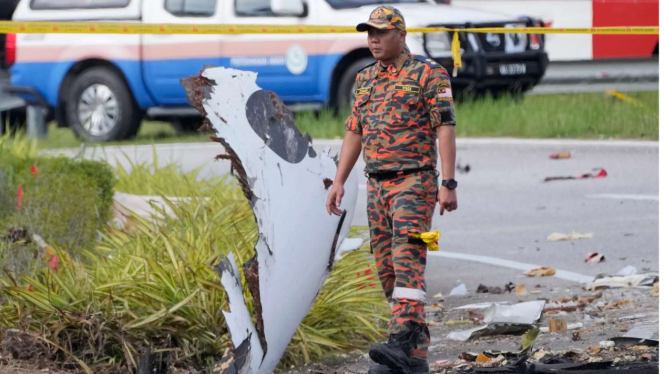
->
[[436, 82, 453, 101]]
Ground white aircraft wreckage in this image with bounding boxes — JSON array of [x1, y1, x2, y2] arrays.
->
[[181, 67, 360, 374]]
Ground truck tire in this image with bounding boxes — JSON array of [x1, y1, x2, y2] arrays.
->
[[66, 67, 141, 142], [336, 57, 375, 111]]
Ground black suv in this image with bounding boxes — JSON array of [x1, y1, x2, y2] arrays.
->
[[424, 17, 549, 98]]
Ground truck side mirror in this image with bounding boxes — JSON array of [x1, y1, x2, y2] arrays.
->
[[271, 0, 305, 16]]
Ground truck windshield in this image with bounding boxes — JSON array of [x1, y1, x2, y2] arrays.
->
[[326, 0, 425, 9]]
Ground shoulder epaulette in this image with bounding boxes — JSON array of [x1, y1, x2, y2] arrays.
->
[[414, 55, 442, 69], [358, 60, 377, 73]]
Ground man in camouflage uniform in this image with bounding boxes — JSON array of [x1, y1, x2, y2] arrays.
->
[[326, 6, 458, 374]]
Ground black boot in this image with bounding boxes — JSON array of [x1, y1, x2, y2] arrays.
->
[[368, 362, 405, 374], [408, 358, 429, 374], [368, 327, 421, 373]]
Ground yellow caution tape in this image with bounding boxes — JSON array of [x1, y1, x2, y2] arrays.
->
[[0, 21, 657, 35], [421, 26, 659, 35], [0, 21, 657, 77], [410, 230, 441, 252]]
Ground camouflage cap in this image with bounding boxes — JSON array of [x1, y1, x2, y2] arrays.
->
[[356, 6, 406, 32]]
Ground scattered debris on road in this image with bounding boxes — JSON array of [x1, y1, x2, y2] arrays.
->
[[585, 272, 658, 291], [616, 266, 638, 276], [549, 151, 571, 159], [447, 301, 545, 341], [515, 284, 527, 295], [456, 159, 471, 174], [450, 283, 469, 296], [547, 319, 567, 333], [585, 252, 606, 263], [543, 167, 607, 182], [547, 232, 593, 241], [476, 284, 504, 294], [525, 266, 557, 277]]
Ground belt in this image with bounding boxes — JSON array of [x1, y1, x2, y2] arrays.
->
[[366, 166, 434, 181]]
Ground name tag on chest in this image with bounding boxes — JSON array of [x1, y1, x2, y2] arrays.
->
[[394, 85, 421, 94]]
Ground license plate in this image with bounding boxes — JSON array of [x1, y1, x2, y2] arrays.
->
[[499, 63, 527, 75]]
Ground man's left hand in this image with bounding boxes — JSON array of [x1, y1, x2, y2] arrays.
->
[[438, 188, 457, 215]]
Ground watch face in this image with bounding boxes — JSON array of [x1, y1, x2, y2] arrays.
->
[[446, 179, 457, 189]]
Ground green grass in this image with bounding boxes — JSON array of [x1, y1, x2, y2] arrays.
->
[[297, 91, 658, 140], [454, 91, 658, 139], [36, 120, 210, 150], [33, 91, 658, 150]]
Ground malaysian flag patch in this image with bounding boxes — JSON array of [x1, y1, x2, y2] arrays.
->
[[437, 81, 453, 101]]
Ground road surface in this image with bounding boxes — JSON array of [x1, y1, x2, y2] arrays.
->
[[47, 137, 659, 298]]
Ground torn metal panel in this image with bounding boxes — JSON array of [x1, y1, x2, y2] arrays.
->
[[610, 322, 659, 347], [182, 67, 358, 374], [447, 301, 545, 342], [218, 252, 261, 374], [584, 272, 658, 291]]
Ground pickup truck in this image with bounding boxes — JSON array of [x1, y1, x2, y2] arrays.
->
[[0, 0, 22, 133], [6, 0, 549, 142]]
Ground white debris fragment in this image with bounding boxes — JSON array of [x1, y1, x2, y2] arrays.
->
[[600, 341, 616, 349], [448, 301, 545, 341], [190, 67, 359, 374], [547, 232, 593, 241], [449, 283, 468, 296], [619, 314, 647, 321], [483, 301, 546, 325], [615, 266, 638, 276], [585, 272, 659, 290], [540, 322, 583, 333], [453, 302, 509, 310]]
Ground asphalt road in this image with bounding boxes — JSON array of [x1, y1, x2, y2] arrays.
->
[[48, 137, 659, 297]]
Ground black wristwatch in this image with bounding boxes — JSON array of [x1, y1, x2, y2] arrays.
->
[[441, 179, 457, 190]]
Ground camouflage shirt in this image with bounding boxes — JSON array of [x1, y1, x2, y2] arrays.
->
[[345, 49, 456, 173]]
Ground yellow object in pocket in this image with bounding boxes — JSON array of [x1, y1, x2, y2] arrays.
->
[[410, 230, 440, 251]]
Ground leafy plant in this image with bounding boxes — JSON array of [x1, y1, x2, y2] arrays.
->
[[0, 154, 388, 372], [113, 147, 224, 197]]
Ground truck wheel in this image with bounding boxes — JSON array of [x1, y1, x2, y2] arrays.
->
[[66, 67, 140, 142], [336, 57, 375, 111]]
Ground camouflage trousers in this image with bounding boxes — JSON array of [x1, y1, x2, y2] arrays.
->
[[366, 169, 438, 360]]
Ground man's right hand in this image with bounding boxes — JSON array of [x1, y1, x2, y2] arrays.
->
[[326, 183, 345, 216]]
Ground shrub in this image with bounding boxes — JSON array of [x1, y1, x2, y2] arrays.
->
[[0, 132, 116, 256]]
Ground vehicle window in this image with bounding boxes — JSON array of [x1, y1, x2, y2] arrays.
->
[[30, 0, 130, 10], [165, 0, 217, 17], [325, 0, 424, 9], [235, 0, 274, 16]]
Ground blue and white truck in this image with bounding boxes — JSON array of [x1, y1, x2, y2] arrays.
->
[[3, 0, 548, 141]]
